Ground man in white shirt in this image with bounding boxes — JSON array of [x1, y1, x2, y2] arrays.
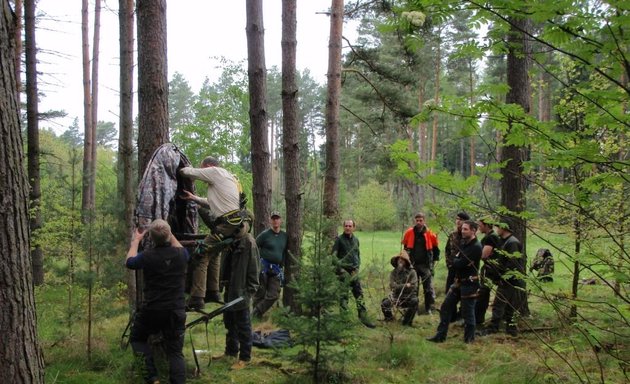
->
[[180, 155, 246, 310]]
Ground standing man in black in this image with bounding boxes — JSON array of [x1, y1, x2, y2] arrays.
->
[[475, 217, 501, 326], [427, 220, 482, 343], [126, 219, 189, 384], [444, 212, 470, 294], [482, 218, 524, 336]]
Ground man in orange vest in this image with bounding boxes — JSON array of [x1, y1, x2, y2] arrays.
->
[[401, 212, 440, 315]]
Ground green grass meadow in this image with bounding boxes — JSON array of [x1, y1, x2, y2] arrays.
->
[[38, 228, 628, 383]]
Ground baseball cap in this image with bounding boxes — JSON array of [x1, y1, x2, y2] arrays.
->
[[270, 211, 281, 218]]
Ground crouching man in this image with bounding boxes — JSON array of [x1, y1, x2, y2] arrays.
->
[[381, 250, 419, 326]]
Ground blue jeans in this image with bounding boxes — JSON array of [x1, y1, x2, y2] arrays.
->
[[435, 282, 478, 342]]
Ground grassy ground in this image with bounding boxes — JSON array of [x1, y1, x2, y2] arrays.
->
[[37, 228, 627, 383]]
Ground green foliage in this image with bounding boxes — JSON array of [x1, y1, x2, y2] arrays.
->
[[348, 181, 397, 231], [274, 230, 357, 381]]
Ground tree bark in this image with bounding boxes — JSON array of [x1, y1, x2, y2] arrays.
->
[[501, 16, 530, 248], [280, 0, 301, 311], [81, 0, 94, 222], [323, 0, 343, 235], [12, 0, 21, 98], [118, 0, 136, 311], [246, 0, 271, 236], [137, 0, 169, 175], [24, 0, 43, 285], [0, 2, 46, 381], [430, 30, 441, 176]]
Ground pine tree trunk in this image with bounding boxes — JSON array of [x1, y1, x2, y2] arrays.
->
[[501, 16, 530, 248], [246, 0, 271, 236], [137, 0, 169, 174], [81, 0, 94, 222], [24, 0, 43, 285], [430, 33, 441, 175], [323, 0, 343, 236], [281, 0, 302, 311], [118, 0, 136, 311], [0, 2, 46, 380], [13, 0, 21, 97]]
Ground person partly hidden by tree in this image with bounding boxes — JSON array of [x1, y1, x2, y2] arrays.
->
[[381, 250, 419, 326], [427, 220, 482, 344], [125, 219, 189, 384], [531, 248, 554, 282], [179, 155, 250, 310], [253, 211, 288, 319], [480, 218, 525, 337], [401, 212, 440, 315], [218, 220, 261, 370], [332, 219, 376, 328]]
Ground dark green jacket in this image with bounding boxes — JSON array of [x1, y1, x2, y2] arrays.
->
[[221, 233, 261, 311], [332, 233, 360, 271]]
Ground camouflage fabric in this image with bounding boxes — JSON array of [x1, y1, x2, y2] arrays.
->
[[135, 143, 198, 236]]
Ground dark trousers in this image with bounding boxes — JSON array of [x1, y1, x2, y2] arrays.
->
[[489, 280, 519, 331], [130, 309, 186, 384], [415, 264, 435, 311], [223, 308, 253, 362], [253, 272, 282, 316], [435, 283, 478, 342], [381, 296, 419, 325], [475, 283, 492, 325], [339, 269, 367, 315]]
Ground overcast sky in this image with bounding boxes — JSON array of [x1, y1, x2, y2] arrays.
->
[[35, 1, 357, 134]]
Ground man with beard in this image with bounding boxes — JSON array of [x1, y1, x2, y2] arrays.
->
[[427, 220, 482, 343]]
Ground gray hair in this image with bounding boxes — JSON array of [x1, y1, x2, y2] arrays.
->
[[149, 219, 172, 246]]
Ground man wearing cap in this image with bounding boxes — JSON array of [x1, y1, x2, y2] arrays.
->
[[332, 219, 376, 328], [401, 212, 440, 315], [252, 211, 288, 319], [180, 155, 247, 310], [482, 218, 524, 336], [381, 250, 419, 326], [427, 220, 482, 343]]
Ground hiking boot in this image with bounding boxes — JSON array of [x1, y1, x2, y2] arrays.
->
[[205, 290, 223, 304], [506, 325, 518, 337], [186, 296, 205, 311], [479, 327, 498, 336], [212, 353, 237, 362], [230, 360, 249, 370], [146, 377, 160, 384], [426, 334, 446, 343], [360, 317, 376, 329]]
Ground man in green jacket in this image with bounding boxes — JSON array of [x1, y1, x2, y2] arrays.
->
[[220, 225, 261, 370], [332, 219, 375, 328]]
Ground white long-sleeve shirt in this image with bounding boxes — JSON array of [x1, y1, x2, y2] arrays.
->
[[180, 166, 240, 216]]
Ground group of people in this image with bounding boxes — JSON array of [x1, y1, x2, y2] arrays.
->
[[124, 153, 547, 382]]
